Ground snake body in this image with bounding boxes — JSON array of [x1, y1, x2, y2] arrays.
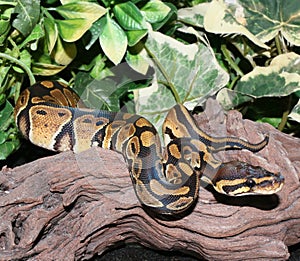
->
[[14, 81, 284, 215]]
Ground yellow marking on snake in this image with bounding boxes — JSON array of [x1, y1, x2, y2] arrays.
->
[[135, 180, 164, 208], [40, 80, 55, 88], [150, 179, 190, 196], [178, 162, 194, 177], [169, 143, 181, 159], [135, 118, 153, 128], [140, 131, 156, 147], [166, 197, 194, 211], [31, 97, 45, 104]]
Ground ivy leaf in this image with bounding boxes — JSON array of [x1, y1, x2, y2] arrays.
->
[[74, 72, 140, 112], [136, 31, 229, 128], [113, 2, 147, 30], [236, 52, 300, 97], [203, 0, 269, 49], [178, 3, 208, 28], [218, 52, 300, 108], [74, 73, 120, 111], [204, 0, 300, 47], [12, 0, 40, 37], [99, 15, 127, 65]]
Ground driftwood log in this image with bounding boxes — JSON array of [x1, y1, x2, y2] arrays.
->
[[0, 99, 299, 260]]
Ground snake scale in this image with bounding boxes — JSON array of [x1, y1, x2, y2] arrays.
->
[[14, 81, 284, 215]]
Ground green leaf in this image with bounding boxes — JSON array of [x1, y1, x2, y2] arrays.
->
[[0, 94, 6, 106], [89, 54, 113, 80], [150, 2, 177, 31], [12, 0, 40, 37], [55, 1, 106, 22], [141, 0, 171, 24], [32, 54, 67, 75], [0, 100, 20, 160], [13, 49, 31, 73], [0, 100, 13, 129], [99, 15, 127, 65], [60, 0, 93, 4], [56, 18, 92, 42], [0, 6, 13, 44], [44, 17, 58, 54], [137, 31, 229, 128], [0, 66, 12, 93], [77, 54, 105, 72], [113, 2, 147, 30], [257, 117, 282, 128], [51, 36, 77, 65], [82, 18, 102, 50], [19, 23, 45, 49], [126, 50, 150, 75], [0, 140, 20, 160], [126, 29, 147, 46]]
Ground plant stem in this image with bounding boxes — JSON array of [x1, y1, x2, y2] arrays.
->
[[278, 96, 292, 131], [275, 34, 283, 55], [0, 52, 35, 85], [221, 44, 244, 77], [228, 75, 240, 90]]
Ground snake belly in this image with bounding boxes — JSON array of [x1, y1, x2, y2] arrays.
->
[[14, 81, 284, 215]]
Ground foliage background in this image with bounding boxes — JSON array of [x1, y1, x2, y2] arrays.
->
[[0, 0, 300, 161]]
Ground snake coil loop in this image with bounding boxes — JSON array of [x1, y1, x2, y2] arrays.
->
[[14, 81, 284, 215]]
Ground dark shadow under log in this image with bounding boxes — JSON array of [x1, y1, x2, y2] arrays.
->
[[0, 100, 300, 260]]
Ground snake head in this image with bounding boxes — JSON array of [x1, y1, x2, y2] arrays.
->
[[211, 161, 284, 196]]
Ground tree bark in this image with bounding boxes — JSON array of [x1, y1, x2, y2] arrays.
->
[[1, 100, 299, 260]]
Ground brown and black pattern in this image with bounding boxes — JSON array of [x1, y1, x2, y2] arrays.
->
[[14, 81, 284, 215]]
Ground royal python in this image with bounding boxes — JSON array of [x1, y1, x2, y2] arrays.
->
[[14, 81, 284, 215]]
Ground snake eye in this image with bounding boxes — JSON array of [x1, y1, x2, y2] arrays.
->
[[246, 179, 256, 188]]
